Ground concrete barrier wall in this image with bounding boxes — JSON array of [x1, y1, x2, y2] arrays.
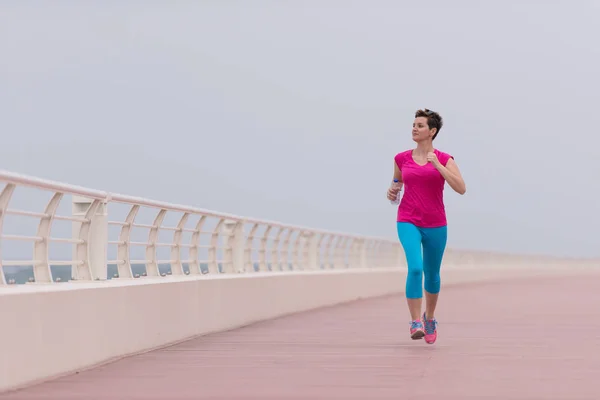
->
[[0, 268, 402, 393], [2, 259, 599, 393]]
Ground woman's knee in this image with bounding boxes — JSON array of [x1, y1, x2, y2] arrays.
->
[[407, 267, 423, 280]]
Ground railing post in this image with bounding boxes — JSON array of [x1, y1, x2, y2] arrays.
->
[[304, 232, 318, 270], [72, 196, 108, 281], [0, 184, 16, 285], [223, 220, 244, 273]]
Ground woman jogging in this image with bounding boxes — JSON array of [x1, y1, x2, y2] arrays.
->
[[387, 108, 466, 344]]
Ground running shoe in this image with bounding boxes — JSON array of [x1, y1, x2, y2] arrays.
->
[[410, 320, 424, 340], [422, 312, 438, 344]]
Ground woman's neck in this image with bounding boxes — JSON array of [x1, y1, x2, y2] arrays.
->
[[413, 141, 434, 156]]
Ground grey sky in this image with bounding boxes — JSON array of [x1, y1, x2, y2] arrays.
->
[[1, 1, 599, 259]]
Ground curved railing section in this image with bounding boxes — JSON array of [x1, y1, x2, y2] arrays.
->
[[0, 170, 403, 285]]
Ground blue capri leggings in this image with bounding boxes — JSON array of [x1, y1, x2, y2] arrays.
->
[[396, 222, 448, 299]]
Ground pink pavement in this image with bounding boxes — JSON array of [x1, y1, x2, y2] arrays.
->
[[2, 273, 599, 399]]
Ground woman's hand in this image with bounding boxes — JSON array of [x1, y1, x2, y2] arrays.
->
[[387, 182, 403, 200], [427, 152, 441, 168]]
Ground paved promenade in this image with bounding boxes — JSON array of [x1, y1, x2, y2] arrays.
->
[[2, 272, 599, 399]]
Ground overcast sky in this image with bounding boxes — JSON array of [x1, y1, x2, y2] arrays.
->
[[1, 0, 599, 259]]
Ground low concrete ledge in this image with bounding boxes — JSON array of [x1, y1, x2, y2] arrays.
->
[[0, 268, 402, 393], [1, 262, 598, 393]]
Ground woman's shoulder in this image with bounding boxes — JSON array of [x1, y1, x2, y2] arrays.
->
[[434, 149, 454, 165], [394, 149, 412, 159], [394, 149, 412, 166]]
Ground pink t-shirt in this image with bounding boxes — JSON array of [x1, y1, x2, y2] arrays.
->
[[394, 149, 454, 228]]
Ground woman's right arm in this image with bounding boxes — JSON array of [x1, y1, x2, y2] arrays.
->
[[393, 160, 402, 183], [387, 161, 403, 200]]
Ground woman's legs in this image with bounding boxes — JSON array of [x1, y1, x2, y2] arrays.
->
[[397, 222, 448, 343]]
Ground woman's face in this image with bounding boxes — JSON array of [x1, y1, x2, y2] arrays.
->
[[412, 117, 435, 142]]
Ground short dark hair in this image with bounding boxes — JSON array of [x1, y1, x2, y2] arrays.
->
[[415, 108, 443, 140]]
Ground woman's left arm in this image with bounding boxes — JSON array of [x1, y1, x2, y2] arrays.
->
[[428, 154, 466, 195]]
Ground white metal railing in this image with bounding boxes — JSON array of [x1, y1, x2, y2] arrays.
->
[[0, 170, 404, 285]]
